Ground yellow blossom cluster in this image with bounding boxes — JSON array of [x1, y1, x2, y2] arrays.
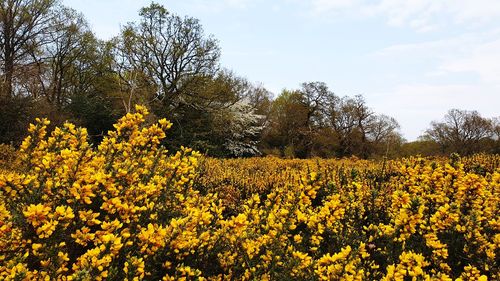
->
[[0, 105, 498, 280], [0, 105, 220, 280], [195, 155, 498, 280]]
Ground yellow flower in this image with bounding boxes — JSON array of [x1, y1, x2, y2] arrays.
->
[[23, 204, 52, 227]]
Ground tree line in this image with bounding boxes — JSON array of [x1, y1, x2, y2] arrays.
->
[[1, 1, 498, 158]]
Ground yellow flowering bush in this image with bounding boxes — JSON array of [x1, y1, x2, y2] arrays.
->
[[195, 156, 498, 280], [0, 143, 17, 172], [0, 105, 498, 280], [0, 105, 221, 280]]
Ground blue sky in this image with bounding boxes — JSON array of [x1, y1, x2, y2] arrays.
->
[[63, 0, 500, 140]]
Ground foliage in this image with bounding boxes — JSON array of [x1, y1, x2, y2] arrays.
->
[[0, 0, 57, 98], [0, 144, 17, 171], [216, 100, 265, 157], [117, 2, 220, 113], [158, 70, 266, 156], [0, 95, 36, 144], [1, 105, 218, 280], [262, 85, 403, 159], [2, 2, 497, 158], [425, 109, 495, 155], [1, 108, 499, 280]]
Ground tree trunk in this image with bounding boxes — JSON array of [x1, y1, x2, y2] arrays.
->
[[4, 53, 14, 98], [2, 19, 14, 98]]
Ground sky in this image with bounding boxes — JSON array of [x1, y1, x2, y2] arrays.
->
[[62, 0, 500, 141]]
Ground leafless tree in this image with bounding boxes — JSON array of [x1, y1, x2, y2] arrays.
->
[[0, 0, 56, 98], [425, 109, 493, 155]]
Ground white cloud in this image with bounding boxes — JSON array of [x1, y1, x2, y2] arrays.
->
[[310, 0, 358, 13], [374, 28, 500, 86], [374, 37, 461, 59], [370, 0, 442, 28], [309, 0, 500, 31], [451, 0, 500, 24]]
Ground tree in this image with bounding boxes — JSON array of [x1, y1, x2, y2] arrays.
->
[[0, 0, 58, 144], [327, 95, 374, 157], [260, 83, 402, 158], [245, 83, 272, 116], [366, 114, 402, 157], [64, 37, 122, 142], [0, 0, 56, 98], [425, 109, 493, 155], [299, 81, 333, 128], [154, 70, 258, 155], [349, 95, 375, 158], [492, 117, 500, 139], [262, 89, 309, 157], [117, 3, 220, 116], [262, 82, 337, 157], [491, 117, 500, 153], [27, 6, 94, 108], [297, 82, 335, 156], [211, 79, 270, 157], [324, 94, 403, 158], [214, 100, 265, 157], [19, 6, 122, 141]]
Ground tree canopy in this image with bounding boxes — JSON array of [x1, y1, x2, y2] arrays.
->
[[0, 1, 497, 158]]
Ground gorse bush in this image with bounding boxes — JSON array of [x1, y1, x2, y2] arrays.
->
[[0, 144, 17, 171], [1, 106, 499, 280], [0, 105, 222, 280], [196, 156, 499, 280]]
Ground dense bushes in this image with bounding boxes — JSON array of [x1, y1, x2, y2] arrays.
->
[[0, 106, 219, 280], [1, 107, 498, 280]]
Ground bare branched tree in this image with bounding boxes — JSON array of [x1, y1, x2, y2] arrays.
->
[[425, 109, 493, 155], [0, 0, 56, 98], [117, 3, 220, 114]]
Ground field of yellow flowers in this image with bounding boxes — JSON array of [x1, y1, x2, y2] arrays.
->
[[0, 106, 498, 280]]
